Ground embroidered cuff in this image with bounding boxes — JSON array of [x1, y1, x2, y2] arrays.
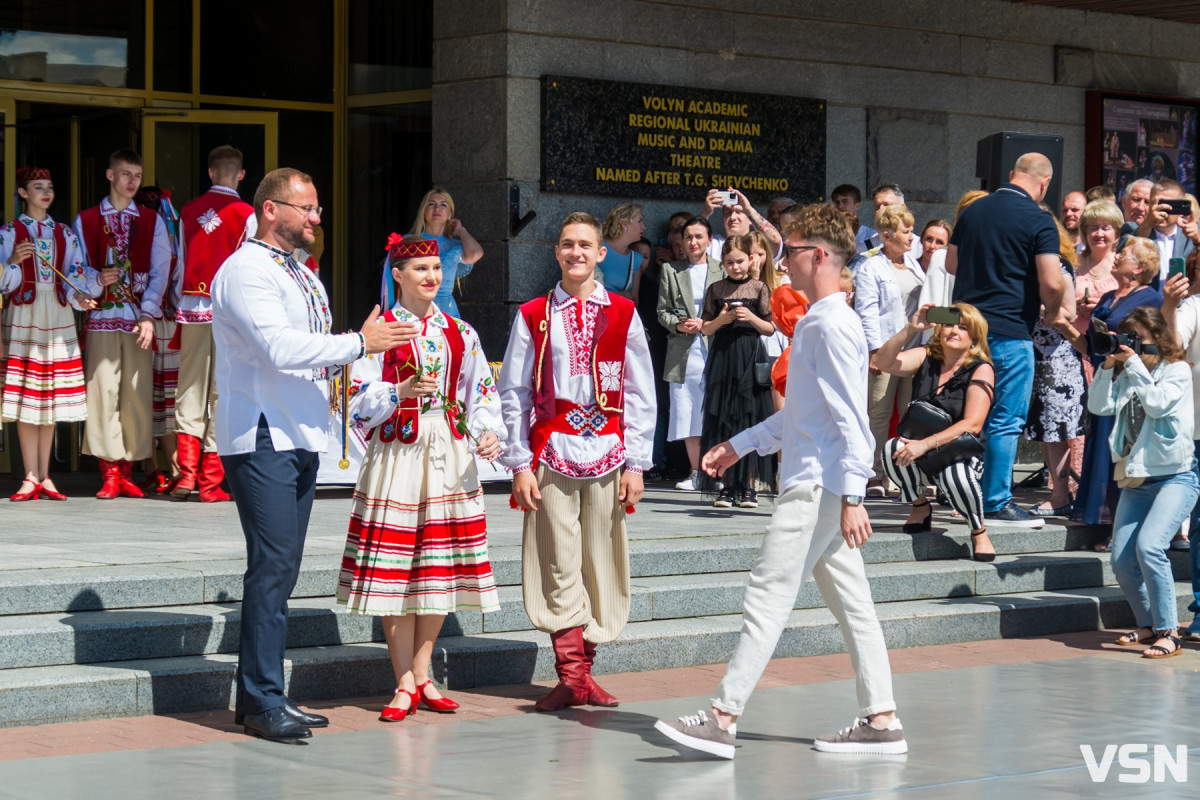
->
[[624, 465, 644, 475], [512, 463, 533, 474], [357, 331, 367, 360]]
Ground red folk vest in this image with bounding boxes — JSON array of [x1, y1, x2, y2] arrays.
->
[[374, 312, 468, 445], [77, 204, 158, 305], [180, 191, 255, 297], [9, 220, 68, 306], [518, 290, 635, 468]]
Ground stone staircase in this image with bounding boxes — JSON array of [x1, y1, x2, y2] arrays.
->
[[0, 491, 1192, 727]]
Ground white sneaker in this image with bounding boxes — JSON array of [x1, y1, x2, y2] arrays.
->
[[675, 471, 698, 492]]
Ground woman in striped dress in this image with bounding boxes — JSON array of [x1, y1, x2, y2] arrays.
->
[[0, 168, 91, 501], [337, 234, 502, 721]]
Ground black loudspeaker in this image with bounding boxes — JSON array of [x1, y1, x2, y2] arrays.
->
[[976, 132, 1064, 211]]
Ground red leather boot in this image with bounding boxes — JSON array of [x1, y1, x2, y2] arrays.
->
[[581, 639, 619, 707], [198, 451, 232, 502], [117, 461, 144, 498], [95, 460, 122, 499], [534, 628, 590, 712], [172, 434, 201, 499]]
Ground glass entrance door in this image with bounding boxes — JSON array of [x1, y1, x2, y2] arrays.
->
[[142, 109, 278, 204]]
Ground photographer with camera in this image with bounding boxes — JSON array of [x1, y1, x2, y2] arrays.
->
[[875, 303, 996, 561], [1088, 306, 1196, 660], [700, 187, 782, 262], [1135, 179, 1196, 284], [1057, 237, 1161, 532]]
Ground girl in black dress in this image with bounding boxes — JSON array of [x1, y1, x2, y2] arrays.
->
[[696, 235, 777, 508]]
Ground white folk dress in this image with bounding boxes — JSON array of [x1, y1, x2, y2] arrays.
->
[[336, 304, 503, 616], [0, 215, 89, 424]]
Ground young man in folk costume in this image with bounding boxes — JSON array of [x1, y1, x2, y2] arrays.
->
[[174, 145, 256, 501], [499, 211, 656, 711], [133, 184, 183, 494], [0, 167, 92, 501], [73, 149, 172, 498]]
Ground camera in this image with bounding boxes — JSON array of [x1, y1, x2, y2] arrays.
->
[[1092, 319, 1159, 357]]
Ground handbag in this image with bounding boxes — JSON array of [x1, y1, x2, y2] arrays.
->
[[896, 400, 986, 474], [753, 340, 776, 387]]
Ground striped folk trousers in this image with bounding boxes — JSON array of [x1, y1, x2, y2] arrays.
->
[[881, 437, 985, 530], [521, 465, 631, 644]]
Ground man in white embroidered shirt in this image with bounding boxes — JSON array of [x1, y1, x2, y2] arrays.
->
[[212, 168, 415, 743], [655, 203, 906, 759], [499, 211, 656, 713]]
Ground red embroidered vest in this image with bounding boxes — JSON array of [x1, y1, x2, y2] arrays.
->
[[77, 204, 158, 305], [374, 312, 468, 444], [518, 290, 635, 467], [10, 220, 68, 306], [180, 191, 255, 296]]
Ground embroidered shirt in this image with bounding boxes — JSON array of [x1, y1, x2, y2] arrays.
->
[[0, 215, 90, 310]]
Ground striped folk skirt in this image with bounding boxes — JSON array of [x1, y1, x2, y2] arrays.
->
[[337, 412, 500, 616], [151, 316, 179, 436], [1, 290, 86, 424]]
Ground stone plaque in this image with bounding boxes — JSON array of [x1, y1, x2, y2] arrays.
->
[[542, 75, 825, 202]]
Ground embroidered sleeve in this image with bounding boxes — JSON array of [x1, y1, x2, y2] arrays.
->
[[498, 313, 536, 472], [458, 324, 505, 441], [621, 312, 657, 472], [0, 224, 17, 294], [345, 352, 397, 430]]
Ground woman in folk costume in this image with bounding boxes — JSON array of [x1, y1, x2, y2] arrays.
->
[[133, 184, 188, 494], [0, 168, 91, 501], [337, 234, 502, 722]]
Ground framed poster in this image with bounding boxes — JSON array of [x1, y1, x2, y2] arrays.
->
[[1086, 90, 1199, 204]]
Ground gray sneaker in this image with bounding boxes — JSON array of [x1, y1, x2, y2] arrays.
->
[[654, 710, 736, 759], [813, 717, 908, 754], [983, 501, 1044, 529]]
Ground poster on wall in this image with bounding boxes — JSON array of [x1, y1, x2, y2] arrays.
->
[[542, 75, 826, 203], [1087, 91, 1199, 205]]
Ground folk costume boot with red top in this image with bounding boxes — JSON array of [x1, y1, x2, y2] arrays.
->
[[117, 461, 144, 498], [198, 451, 232, 502], [172, 434, 201, 499], [95, 460, 123, 499], [534, 627, 590, 712], [581, 639, 619, 707]]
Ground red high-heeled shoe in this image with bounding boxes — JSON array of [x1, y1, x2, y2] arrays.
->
[[10, 480, 42, 502], [379, 689, 418, 722], [39, 480, 68, 501], [417, 680, 460, 712]]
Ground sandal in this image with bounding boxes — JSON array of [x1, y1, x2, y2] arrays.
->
[[902, 500, 932, 533], [1115, 627, 1155, 646], [1142, 632, 1183, 659]]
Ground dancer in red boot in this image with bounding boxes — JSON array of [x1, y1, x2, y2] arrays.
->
[[73, 150, 171, 498], [174, 146, 255, 501], [499, 212, 656, 711]]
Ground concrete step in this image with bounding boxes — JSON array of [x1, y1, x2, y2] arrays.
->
[[0, 524, 1101, 616], [1, 552, 1186, 671], [0, 582, 1190, 728]]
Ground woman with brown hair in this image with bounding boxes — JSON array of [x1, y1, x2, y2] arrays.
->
[[1091, 306, 1197, 659]]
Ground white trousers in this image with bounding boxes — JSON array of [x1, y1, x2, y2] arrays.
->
[[711, 482, 897, 718]]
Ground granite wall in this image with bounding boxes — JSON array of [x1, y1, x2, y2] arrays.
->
[[433, 0, 1200, 342]]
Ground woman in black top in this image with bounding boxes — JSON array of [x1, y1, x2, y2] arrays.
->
[[875, 303, 997, 561]]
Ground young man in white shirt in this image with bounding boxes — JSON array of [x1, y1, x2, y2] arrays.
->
[[655, 203, 905, 759], [212, 168, 415, 743], [499, 212, 656, 712]]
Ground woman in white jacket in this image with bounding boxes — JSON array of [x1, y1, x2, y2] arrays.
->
[[1089, 306, 1197, 659]]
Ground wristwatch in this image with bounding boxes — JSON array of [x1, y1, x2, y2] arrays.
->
[[841, 495, 864, 506]]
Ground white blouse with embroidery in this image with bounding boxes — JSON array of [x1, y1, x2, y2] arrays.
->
[[0, 215, 91, 311], [498, 283, 656, 479], [346, 304, 503, 441]]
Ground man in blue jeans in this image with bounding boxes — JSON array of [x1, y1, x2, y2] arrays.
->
[[946, 153, 1067, 527]]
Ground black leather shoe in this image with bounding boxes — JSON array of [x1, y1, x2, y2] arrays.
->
[[235, 700, 328, 728], [242, 707, 312, 743]]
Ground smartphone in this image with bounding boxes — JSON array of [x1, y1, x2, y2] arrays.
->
[[724, 299, 744, 309], [1083, 287, 1090, 304], [718, 190, 739, 206], [1164, 198, 1192, 216], [926, 306, 961, 325], [1169, 256, 1187, 282]]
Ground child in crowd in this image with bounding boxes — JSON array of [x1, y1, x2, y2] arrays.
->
[[697, 235, 777, 508], [337, 235, 502, 722], [0, 168, 91, 500]]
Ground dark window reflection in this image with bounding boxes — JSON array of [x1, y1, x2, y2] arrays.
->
[[0, 0, 145, 89], [153, 0, 191, 93], [349, 0, 431, 94]]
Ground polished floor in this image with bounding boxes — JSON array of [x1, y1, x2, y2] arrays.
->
[[0, 655, 1194, 799]]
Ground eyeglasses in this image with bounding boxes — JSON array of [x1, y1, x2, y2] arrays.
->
[[783, 244, 819, 258], [271, 199, 322, 218]]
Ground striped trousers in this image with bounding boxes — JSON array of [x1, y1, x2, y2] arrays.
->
[[881, 437, 985, 530], [521, 465, 631, 644]]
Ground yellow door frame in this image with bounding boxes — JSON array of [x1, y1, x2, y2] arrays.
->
[[0, 96, 15, 222], [142, 109, 280, 181]]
